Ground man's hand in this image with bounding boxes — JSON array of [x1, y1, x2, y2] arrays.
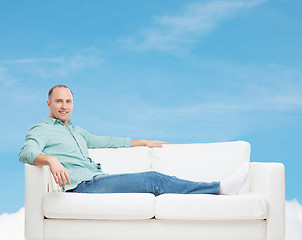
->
[[132, 139, 169, 148], [145, 140, 169, 148], [48, 156, 71, 188], [34, 154, 71, 188]]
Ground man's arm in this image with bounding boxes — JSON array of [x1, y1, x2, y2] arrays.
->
[[19, 125, 70, 188], [81, 128, 169, 149], [33, 154, 71, 188], [81, 128, 132, 148], [132, 139, 169, 148]]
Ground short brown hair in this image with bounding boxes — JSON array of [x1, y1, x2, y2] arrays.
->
[[48, 85, 73, 100]]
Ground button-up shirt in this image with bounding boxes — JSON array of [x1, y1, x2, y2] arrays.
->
[[19, 118, 132, 191]]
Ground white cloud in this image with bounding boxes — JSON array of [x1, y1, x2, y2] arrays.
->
[[286, 199, 302, 240], [0, 207, 24, 240], [122, 0, 266, 52], [0, 200, 301, 239]]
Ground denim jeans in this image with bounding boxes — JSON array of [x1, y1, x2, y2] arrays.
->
[[67, 171, 220, 196]]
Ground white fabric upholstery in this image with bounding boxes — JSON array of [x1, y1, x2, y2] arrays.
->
[[48, 142, 251, 193], [47, 146, 151, 192], [251, 162, 285, 240], [44, 219, 267, 240], [156, 193, 267, 220], [43, 192, 267, 221], [88, 146, 151, 174], [43, 192, 155, 220], [24, 141, 285, 240], [151, 141, 251, 193], [25, 164, 48, 240], [151, 141, 250, 182]]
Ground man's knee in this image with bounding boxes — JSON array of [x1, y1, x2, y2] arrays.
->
[[147, 171, 162, 178]]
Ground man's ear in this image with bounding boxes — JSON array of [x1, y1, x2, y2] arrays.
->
[[47, 100, 51, 109]]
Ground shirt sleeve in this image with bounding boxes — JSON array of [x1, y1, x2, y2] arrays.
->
[[80, 128, 132, 149], [19, 125, 47, 165]]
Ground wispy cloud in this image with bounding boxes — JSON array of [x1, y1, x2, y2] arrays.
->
[[2, 52, 103, 79], [7, 57, 64, 64], [0, 66, 18, 86], [122, 0, 266, 52], [113, 62, 302, 141], [0, 51, 104, 102], [198, 62, 302, 111]]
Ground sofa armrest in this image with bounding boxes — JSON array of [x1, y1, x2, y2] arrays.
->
[[25, 164, 49, 240], [250, 162, 285, 240]]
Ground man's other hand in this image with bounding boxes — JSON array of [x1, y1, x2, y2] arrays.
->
[[145, 140, 169, 148], [132, 139, 169, 148]]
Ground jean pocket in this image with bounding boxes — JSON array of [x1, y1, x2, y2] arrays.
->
[[83, 180, 92, 191]]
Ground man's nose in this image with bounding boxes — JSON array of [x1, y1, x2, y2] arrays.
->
[[61, 102, 67, 109]]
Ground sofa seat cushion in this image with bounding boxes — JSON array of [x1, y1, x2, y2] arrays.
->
[[156, 193, 267, 220], [43, 192, 156, 220]]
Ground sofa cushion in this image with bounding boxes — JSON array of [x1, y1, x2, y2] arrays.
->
[[43, 192, 156, 220], [88, 146, 151, 174], [151, 141, 251, 193], [155, 193, 267, 220]]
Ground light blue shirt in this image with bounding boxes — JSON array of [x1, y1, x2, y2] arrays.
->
[[19, 118, 132, 191]]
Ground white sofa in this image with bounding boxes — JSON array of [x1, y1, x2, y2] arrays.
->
[[24, 141, 285, 240]]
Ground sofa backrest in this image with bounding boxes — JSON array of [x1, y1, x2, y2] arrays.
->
[[151, 141, 250, 182], [88, 141, 251, 191], [88, 146, 151, 174]]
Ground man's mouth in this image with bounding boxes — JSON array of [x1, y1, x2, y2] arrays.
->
[[59, 111, 68, 116]]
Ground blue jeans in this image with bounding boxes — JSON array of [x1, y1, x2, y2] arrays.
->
[[67, 171, 220, 195]]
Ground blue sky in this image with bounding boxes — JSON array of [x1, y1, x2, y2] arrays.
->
[[0, 0, 301, 214]]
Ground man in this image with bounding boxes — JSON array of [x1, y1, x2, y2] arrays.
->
[[19, 85, 249, 195]]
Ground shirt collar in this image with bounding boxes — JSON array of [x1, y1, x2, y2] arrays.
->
[[43, 118, 72, 126]]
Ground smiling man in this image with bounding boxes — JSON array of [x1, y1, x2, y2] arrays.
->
[[47, 86, 74, 125], [19, 85, 249, 195]]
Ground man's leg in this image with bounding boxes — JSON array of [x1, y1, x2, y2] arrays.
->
[[68, 171, 220, 195]]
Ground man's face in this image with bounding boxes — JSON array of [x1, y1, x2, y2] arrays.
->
[[47, 87, 74, 125]]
